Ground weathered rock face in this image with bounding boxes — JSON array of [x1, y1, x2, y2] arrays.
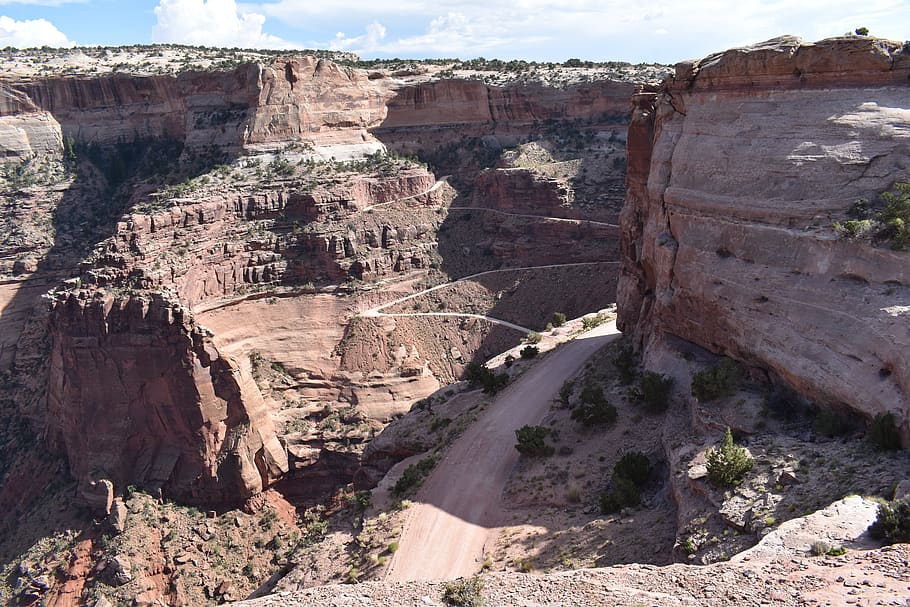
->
[[0, 56, 389, 157], [618, 36, 910, 437], [379, 79, 633, 132], [46, 290, 288, 505]]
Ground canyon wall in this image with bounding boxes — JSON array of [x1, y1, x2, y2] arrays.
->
[[46, 290, 288, 506], [0, 56, 389, 156], [618, 36, 910, 435]]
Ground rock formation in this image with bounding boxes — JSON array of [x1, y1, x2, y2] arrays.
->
[[618, 35, 910, 438], [46, 290, 288, 506]]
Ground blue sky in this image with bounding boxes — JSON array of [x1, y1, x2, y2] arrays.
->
[[1, 0, 908, 63]]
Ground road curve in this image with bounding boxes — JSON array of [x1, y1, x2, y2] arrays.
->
[[384, 320, 621, 581]]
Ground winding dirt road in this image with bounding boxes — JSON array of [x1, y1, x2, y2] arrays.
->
[[360, 261, 620, 334], [384, 320, 621, 581]]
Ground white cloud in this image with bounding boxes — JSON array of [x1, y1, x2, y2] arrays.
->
[[0, 15, 71, 47], [152, 0, 292, 48], [243, 0, 910, 61]]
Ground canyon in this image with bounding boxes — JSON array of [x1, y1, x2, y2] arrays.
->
[[0, 34, 908, 607]]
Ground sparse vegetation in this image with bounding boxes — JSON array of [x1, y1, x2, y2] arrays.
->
[[392, 455, 439, 498], [581, 312, 607, 330], [525, 332, 542, 344], [640, 372, 673, 413], [613, 341, 638, 385], [810, 540, 846, 556], [571, 384, 617, 426], [868, 412, 902, 452], [600, 451, 652, 514], [868, 498, 910, 544], [514, 425, 555, 457], [691, 359, 741, 402], [442, 575, 485, 607], [464, 362, 509, 394], [705, 427, 754, 488], [520, 345, 539, 359], [551, 312, 566, 327]]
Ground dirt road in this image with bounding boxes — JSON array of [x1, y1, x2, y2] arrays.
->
[[384, 320, 621, 581]]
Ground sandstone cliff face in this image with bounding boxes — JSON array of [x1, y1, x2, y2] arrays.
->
[[618, 36, 910, 436], [46, 290, 287, 506], [0, 56, 389, 157]]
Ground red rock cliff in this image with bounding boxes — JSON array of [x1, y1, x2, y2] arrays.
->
[[618, 36, 910, 437], [46, 290, 288, 506]]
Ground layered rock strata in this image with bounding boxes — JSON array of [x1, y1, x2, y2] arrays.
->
[[618, 36, 910, 437]]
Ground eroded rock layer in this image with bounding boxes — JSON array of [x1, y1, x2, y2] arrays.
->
[[618, 35, 910, 436]]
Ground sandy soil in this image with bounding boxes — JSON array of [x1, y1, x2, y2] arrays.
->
[[384, 321, 621, 581]]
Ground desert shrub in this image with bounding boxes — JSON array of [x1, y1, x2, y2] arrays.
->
[[526, 332, 542, 344], [386, 541, 399, 553], [442, 576, 484, 607], [705, 427, 753, 487], [810, 540, 846, 556], [814, 407, 850, 438], [520, 345, 539, 359], [558, 380, 574, 406], [581, 312, 607, 330], [868, 412, 902, 451], [640, 372, 673, 413], [613, 451, 652, 486], [868, 498, 910, 544], [599, 476, 640, 513], [514, 425, 554, 457], [551, 312, 566, 327], [392, 455, 439, 498], [600, 451, 652, 514], [464, 362, 509, 394], [571, 385, 617, 425], [876, 180, 910, 249], [833, 219, 874, 237], [613, 341, 638, 385], [691, 359, 741, 402]]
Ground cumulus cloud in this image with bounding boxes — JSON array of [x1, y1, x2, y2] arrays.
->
[[0, 15, 71, 47], [245, 0, 910, 61], [152, 0, 292, 48]]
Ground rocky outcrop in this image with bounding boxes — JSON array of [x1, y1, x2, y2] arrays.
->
[[46, 290, 288, 505], [618, 36, 910, 438]]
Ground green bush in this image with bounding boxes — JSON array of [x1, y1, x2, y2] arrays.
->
[[526, 332, 542, 344], [571, 385, 617, 425], [442, 576, 484, 607], [705, 427, 753, 487], [868, 498, 910, 544], [392, 455, 439, 498], [581, 312, 607, 330], [868, 412, 902, 451], [876, 180, 910, 249], [640, 372, 673, 413], [599, 476, 640, 513], [551, 312, 566, 327], [514, 425, 554, 457], [464, 362, 509, 394], [691, 359, 741, 402], [613, 341, 638, 385], [520, 345, 539, 359], [613, 451, 652, 486], [600, 452, 652, 513]]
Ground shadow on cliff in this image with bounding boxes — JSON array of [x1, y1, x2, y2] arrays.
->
[[0, 139, 241, 547]]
